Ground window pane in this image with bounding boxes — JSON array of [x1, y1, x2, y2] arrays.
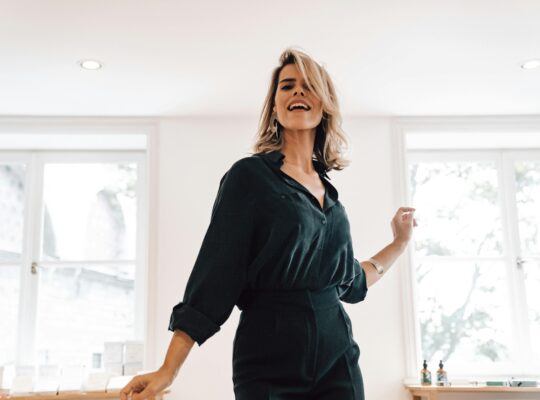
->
[[0, 265, 20, 364], [523, 259, 540, 363], [41, 163, 137, 261], [35, 264, 135, 366], [0, 163, 26, 262], [409, 161, 503, 257], [416, 260, 515, 374], [514, 160, 540, 256]]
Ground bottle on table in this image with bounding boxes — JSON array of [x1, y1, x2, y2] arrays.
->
[[420, 359, 432, 386], [436, 360, 448, 386]]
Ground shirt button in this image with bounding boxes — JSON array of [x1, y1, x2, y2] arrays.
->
[[280, 194, 286, 199], [321, 219, 326, 224]]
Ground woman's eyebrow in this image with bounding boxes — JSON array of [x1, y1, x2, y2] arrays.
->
[[279, 78, 296, 84]]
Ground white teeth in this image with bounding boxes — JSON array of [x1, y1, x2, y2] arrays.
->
[[288, 103, 310, 110]]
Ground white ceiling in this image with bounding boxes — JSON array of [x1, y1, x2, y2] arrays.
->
[[1, 0, 539, 117]]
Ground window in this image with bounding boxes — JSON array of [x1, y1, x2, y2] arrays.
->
[[0, 133, 148, 372], [399, 120, 540, 378]]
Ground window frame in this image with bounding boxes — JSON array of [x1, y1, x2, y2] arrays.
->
[[392, 116, 540, 380], [0, 119, 158, 371]]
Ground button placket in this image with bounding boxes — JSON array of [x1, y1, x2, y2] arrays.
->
[[316, 210, 329, 251]]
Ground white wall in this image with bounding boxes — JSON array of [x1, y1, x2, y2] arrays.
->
[[153, 116, 411, 400], [2, 116, 531, 399], [6, 115, 530, 399]]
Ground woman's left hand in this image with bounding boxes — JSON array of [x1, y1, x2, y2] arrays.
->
[[391, 207, 417, 245]]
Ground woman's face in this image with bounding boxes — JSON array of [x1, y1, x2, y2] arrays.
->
[[273, 63, 323, 132]]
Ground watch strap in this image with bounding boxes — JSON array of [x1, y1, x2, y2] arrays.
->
[[367, 257, 385, 275]]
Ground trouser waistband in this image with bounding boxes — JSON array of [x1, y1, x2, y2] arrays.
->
[[238, 285, 340, 312]]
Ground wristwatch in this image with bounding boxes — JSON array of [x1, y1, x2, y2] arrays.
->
[[367, 257, 385, 275]]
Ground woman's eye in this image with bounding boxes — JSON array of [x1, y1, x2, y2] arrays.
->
[[280, 84, 310, 91]]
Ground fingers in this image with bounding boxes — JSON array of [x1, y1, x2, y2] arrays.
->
[[394, 207, 415, 216], [132, 385, 156, 400], [120, 378, 138, 400], [121, 376, 148, 400], [393, 207, 419, 228]]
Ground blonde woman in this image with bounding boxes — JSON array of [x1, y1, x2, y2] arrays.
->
[[121, 47, 417, 400]]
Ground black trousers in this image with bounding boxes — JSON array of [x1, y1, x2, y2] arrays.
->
[[232, 285, 365, 399]]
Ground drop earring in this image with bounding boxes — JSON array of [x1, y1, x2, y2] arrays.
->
[[270, 112, 281, 141]]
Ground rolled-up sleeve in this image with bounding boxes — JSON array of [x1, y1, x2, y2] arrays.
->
[[337, 258, 368, 303], [168, 160, 256, 346]]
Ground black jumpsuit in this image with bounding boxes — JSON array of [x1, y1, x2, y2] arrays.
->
[[168, 149, 369, 399]]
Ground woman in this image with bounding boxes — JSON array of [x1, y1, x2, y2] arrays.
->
[[120, 47, 417, 400]]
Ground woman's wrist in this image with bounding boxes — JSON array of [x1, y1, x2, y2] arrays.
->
[[392, 237, 408, 251], [159, 363, 178, 379]]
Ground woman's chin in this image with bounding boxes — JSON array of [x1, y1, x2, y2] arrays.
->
[[283, 126, 316, 132], [282, 120, 319, 131]]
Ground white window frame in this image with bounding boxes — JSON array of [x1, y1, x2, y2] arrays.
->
[[0, 117, 159, 370], [391, 116, 540, 380]]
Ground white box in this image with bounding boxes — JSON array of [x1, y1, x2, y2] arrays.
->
[[104, 342, 124, 364], [123, 341, 144, 363], [58, 364, 85, 393], [104, 362, 123, 376], [82, 371, 113, 392], [14, 366, 35, 377], [122, 362, 143, 376], [9, 375, 34, 396]]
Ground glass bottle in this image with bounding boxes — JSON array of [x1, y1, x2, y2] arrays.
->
[[436, 360, 448, 386], [420, 359, 432, 386]]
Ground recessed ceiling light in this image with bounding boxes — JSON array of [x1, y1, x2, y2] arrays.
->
[[79, 59, 103, 70], [520, 59, 540, 70]]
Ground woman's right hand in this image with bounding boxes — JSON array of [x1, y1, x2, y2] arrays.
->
[[120, 366, 175, 400]]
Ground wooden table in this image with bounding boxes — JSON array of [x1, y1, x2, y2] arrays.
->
[[405, 384, 540, 400], [0, 389, 170, 400]]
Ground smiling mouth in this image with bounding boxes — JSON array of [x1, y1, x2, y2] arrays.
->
[[287, 103, 311, 112]]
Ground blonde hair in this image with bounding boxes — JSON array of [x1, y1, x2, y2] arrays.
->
[[252, 47, 351, 172]]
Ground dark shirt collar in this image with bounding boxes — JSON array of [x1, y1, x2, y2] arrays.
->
[[255, 149, 338, 209], [259, 149, 329, 178]]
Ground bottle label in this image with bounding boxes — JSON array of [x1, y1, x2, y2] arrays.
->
[[421, 371, 432, 384], [437, 371, 448, 384]]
